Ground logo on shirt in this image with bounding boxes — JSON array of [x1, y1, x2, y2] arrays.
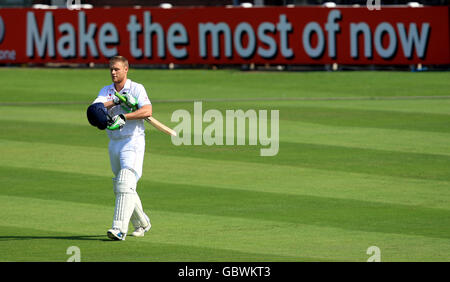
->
[[107, 88, 115, 100]]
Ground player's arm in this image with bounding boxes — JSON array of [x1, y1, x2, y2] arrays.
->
[[103, 100, 116, 109], [107, 104, 152, 130], [124, 104, 152, 120], [93, 87, 118, 109], [104, 94, 123, 109]]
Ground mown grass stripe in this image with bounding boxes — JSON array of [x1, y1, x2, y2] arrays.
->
[[0, 194, 339, 262], [1, 166, 449, 240], [163, 103, 449, 134], [2, 118, 450, 182], [3, 201, 448, 261], [0, 226, 308, 262], [2, 69, 450, 103], [244, 99, 450, 115], [4, 105, 450, 156], [4, 97, 450, 124], [1, 194, 449, 262], [149, 141, 450, 183], [2, 139, 449, 210], [3, 104, 450, 157], [0, 195, 325, 261], [2, 95, 450, 106], [278, 106, 450, 134], [280, 120, 450, 156]]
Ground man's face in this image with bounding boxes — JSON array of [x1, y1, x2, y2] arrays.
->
[[110, 61, 128, 84]]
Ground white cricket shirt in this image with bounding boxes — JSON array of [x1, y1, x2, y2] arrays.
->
[[93, 79, 152, 140]]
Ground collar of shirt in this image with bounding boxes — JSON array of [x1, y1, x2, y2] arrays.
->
[[109, 79, 131, 94]]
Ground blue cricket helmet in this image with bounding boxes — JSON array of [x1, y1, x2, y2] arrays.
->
[[87, 102, 110, 130]]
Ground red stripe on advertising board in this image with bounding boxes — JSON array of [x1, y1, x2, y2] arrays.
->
[[0, 6, 448, 65]]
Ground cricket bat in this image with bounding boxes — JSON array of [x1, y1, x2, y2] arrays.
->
[[146, 116, 177, 137], [114, 92, 177, 137]]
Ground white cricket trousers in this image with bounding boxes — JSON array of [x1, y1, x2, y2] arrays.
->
[[108, 135, 145, 180], [108, 135, 149, 232]]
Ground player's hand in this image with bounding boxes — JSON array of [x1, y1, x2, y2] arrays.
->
[[121, 93, 138, 113], [112, 95, 121, 105], [107, 114, 127, 130]]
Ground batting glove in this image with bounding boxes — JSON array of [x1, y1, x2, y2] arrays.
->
[[121, 93, 138, 113], [107, 114, 127, 130]]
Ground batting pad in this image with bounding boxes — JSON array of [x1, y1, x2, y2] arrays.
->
[[112, 169, 137, 234], [131, 194, 150, 229]]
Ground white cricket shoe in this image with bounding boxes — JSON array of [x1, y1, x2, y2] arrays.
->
[[131, 215, 151, 237], [107, 228, 126, 241]]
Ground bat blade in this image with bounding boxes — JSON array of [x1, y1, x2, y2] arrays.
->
[[146, 116, 177, 137]]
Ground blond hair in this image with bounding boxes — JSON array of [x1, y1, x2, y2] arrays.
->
[[109, 56, 129, 68]]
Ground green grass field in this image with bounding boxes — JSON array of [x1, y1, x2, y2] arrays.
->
[[0, 68, 449, 262]]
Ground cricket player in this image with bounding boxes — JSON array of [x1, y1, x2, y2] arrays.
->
[[88, 56, 152, 241]]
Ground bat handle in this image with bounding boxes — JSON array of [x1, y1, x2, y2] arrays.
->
[[114, 92, 127, 103]]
